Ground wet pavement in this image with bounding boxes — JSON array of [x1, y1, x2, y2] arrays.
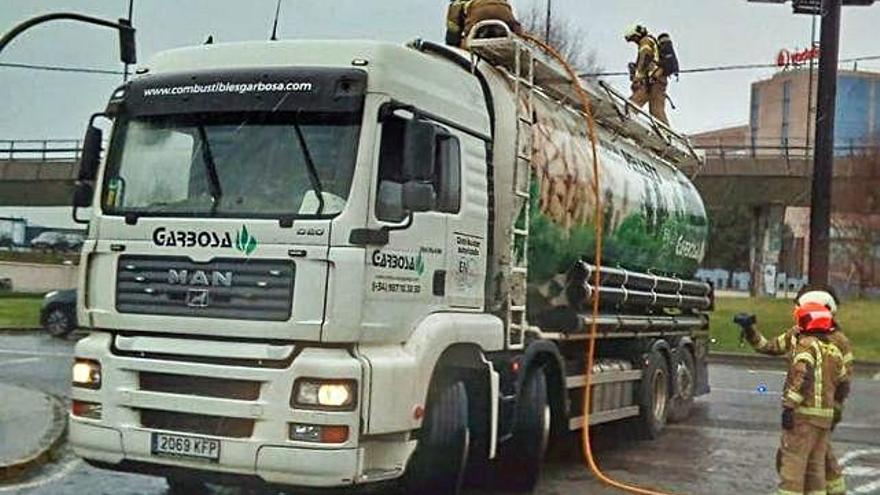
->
[[1, 332, 879, 494]]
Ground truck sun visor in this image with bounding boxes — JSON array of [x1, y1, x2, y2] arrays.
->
[[121, 67, 366, 116]]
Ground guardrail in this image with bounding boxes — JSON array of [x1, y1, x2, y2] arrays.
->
[[0, 139, 82, 162], [693, 137, 880, 159]]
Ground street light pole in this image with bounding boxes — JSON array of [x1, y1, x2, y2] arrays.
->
[[808, 0, 842, 285], [545, 0, 552, 42], [0, 12, 136, 63]]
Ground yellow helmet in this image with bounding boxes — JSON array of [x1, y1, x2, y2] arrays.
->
[[624, 24, 647, 41]]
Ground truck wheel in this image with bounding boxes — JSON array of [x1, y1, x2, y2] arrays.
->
[[668, 348, 696, 423], [406, 380, 470, 495], [636, 350, 669, 439], [165, 477, 208, 495], [497, 366, 549, 492]]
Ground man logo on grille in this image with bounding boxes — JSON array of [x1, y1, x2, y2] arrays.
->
[[186, 289, 210, 308]]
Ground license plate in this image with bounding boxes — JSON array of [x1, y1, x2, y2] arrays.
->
[[151, 432, 220, 462]]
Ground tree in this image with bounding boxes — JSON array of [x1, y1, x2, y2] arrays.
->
[[519, 2, 600, 73]]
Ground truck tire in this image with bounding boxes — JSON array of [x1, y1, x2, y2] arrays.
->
[[635, 350, 669, 439], [668, 348, 696, 423], [497, 366, 549, 492], [406, 380, 470, 495]]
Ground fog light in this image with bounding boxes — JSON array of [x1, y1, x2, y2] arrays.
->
[[72, 359, 101, 389], [72, 400, 102, 419], [289, 423, 349, 444]]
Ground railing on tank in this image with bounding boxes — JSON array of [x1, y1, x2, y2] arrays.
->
[[0, 139, 83, 162]]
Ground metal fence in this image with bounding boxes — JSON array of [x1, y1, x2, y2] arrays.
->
[[693, 136, 880, 159], [0, 139, 83, 162]]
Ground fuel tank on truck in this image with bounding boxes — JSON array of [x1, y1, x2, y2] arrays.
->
[[480, 67, 708, 314]]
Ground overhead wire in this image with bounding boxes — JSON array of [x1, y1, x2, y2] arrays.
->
[[0, 61, 123, 75], [580, 53, 880, 78]]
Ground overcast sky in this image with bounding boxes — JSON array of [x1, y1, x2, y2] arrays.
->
[[3, 0, 880, 140]]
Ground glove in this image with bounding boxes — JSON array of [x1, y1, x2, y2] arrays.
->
[[781, 407, 795, 430], [832, 406, 843, 430], [733, 313, 757, 329]]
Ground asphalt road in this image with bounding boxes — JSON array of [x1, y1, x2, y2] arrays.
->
[[1, 332, 879, 495]]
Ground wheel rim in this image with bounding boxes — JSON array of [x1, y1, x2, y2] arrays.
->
[[652, 368, 667, 422], [676, 361, 693, 402], [539, 404, 551, 458], [46, 310, 68, 335]]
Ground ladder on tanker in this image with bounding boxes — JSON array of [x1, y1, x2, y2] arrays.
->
[[464, 21, 703, 170], [503, 38, 536, 350]]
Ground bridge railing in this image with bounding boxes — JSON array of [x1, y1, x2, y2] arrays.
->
[[0, 139, 83, 162], [693, 136, 880, 159]]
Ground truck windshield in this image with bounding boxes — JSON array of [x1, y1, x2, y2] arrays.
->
[[101, 112, 361, 218]]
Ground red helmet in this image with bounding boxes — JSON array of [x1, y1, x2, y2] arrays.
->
[[794, 302, 834, 333]]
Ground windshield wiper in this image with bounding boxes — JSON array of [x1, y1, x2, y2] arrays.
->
[[292, 117, 325, 215], [196, 125, 223, 214]]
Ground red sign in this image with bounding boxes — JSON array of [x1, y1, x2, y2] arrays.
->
[[776, 45, 820, 68]]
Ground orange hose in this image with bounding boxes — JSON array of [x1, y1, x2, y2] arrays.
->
[[519, 32, 680, 495]]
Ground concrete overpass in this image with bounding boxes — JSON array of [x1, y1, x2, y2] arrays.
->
[[0, 140, 79, 206]]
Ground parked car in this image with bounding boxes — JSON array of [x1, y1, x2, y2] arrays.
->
[[40, 289, 77, 337], [63, 233, 85, 251], [30, 231, 66, 251]]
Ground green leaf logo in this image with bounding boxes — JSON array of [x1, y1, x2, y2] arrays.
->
[[415, 253, 425, 276], [235, 225, 258, 256]]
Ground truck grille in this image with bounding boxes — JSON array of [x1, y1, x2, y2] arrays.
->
[[116, 256, 294, 321], [140, 410, 254, 438], [139, 372, 262, 401]]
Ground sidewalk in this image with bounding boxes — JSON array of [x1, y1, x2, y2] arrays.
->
[[0, 383, 66, 482]]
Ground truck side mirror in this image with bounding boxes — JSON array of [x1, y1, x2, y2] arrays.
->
[[73, 182, 94, 208], [118, 18, 137, 65], [79, 123, 103, 181], [402, 120, 437, 182], [402, 181, 435, 213]]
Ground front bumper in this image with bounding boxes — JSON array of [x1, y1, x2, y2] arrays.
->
[[70, 420, 361, 487], [70, 332, 414, 488]]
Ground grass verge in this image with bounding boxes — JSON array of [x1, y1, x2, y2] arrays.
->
[[0, 295, 42, 328], [710, 296, 880, 362]]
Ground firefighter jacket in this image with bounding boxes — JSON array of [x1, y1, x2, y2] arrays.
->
[[781, 333, 847, 429], [746, 325, 854, 416], [446, 0, 521, 47], [633, 35, 663, 83]]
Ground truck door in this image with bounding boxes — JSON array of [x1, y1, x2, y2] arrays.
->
[[362, 114, 450, 336]]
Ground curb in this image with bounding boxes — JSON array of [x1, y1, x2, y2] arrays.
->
[[0, 327, 42, 335], [710, 351, 880, 377], [0, 393, 68, 483]]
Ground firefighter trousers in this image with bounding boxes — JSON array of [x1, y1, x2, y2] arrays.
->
[[777, 418, 831, 495], [629, 79, 669, 126], [826, 444, 846, 494]]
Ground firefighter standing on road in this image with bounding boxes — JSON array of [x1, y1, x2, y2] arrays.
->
[[624, 24, 669, 125], [736, 286, 853, 494], [445, 0, 522, 48], [734, 287, 852, 495]]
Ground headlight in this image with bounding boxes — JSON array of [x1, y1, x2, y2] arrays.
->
[[44, 290, 58, 300], [72, 359, 101, 389], [292, 379, 356, 410]]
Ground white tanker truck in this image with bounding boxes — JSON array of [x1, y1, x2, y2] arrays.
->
[[69, 26, 712, 493]]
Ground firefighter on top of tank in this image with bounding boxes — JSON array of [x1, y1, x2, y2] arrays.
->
[[445, 0, 522, 48], [733, 286, 852, 495], [624, 24, 675, 126]]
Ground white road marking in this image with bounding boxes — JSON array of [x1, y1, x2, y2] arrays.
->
[[0, 357, 41, 367], [0, 458, 81, 492], [845, 466, 880, 477], [840, 448, 880, 466], [0, 349, 70, 358], [853, 478, 880, 494]]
